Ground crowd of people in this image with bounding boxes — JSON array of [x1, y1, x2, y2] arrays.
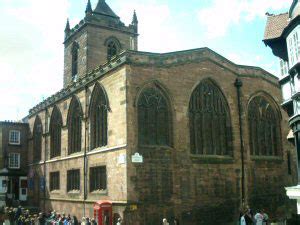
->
[[3, 207, 101, 225], [240, 208, 269, 225]]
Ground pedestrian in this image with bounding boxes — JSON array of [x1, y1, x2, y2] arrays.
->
[[254, 210, 264, 225], [90, 218, 97, 225], [86, 218, 91, 225], [81, 217, 86, 225], [262, 210, 269, 225], [72, 216, 79, 225], [241, 209, 253, 225], [162, 218, 169, 225], [174, 218, 179, 225], [116, 218, 121, 225]]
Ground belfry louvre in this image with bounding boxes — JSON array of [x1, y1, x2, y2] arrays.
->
[[26, 1, 297, 225]]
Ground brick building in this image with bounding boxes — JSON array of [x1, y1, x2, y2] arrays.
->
[[26, 0, 297, 224], [0, 121, 29, 206]]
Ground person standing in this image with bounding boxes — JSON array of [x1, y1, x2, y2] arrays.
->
[[254, 210, 264, 225], [162, 218, 169, 225], [116, 218, 122, 225], [262, 210, 269, 225]]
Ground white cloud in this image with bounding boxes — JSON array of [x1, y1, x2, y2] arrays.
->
[[0, 0, 70, 120], [114, 0, 187, 52], [198, 0, 290, 39]]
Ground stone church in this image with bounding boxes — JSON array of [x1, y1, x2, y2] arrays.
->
[[27, 0, 297, 224]]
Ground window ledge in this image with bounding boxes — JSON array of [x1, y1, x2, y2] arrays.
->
[[90, 190, 107, 195], [50, 190, 61, 194], [251, 155, 283, 162], [138, 145, 173, 150], [8, 143, 21, 146], [8, 167, 20, 170], [190, 155, 234, 164], [67, 190, 80, 194]]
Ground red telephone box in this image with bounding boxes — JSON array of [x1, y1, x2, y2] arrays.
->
[[93, 201, 113, 225]]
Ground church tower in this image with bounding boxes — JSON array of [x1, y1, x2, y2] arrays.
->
[[63, 0, 138, 87]]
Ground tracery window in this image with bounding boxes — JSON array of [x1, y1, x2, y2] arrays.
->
[[248, 96, 281, 156], [68, 97, 83, 154], [107, 41, 118, 60], [33, 116, 43, 162], [50, 106, 62, 158], [71, 42, 79, 80], [138, 86, 170, 146], [189, 79, 232, 155], [90, 84, 108, 150]]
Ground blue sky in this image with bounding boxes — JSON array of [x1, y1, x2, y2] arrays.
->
[[0, 0, 291, 120]]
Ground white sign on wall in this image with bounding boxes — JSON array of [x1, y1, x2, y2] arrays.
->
[[118, 153, 126, 164], [131, 153, 143, 163]]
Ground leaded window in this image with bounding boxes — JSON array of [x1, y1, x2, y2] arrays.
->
[[67, 169, 80, 191], [72, 42, 79, 80], [68, 97, 83, 154], [189, 80, 232, 155], [138, 87, 170, 146], [33, 116, 43, 162], [90, 166, 107, 192], [50, 107, 62, 158], [90, 85, 108, 150], [50, 172, 60, 191], [107, 41, 118, 60], [248, 96, 281, 156]]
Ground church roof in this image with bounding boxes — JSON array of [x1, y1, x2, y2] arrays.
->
[[264, 13, 289, 41], [94, 0, 119, 18], [29, 48, 278, 117]]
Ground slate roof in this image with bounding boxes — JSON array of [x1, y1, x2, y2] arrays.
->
[[264, 13, 289, 41], [94, 0, 119, 18]]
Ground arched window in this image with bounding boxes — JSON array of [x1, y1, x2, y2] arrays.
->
[[72, 42, 79, 80], [90, 84, 108, 150], [189, 79, 232, 155], [248, 96, 281, 156], [138, 86, 170, 146], [50, 106, 63, 158], [105, 37, 121, 61], [107, 41, 118, 60], [68, 97, 83, 154], [33, 116, 43, 162]]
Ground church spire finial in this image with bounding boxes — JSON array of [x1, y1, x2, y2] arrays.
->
[[132, 10, 138, 24], [85, 0, 92, 14], [64, 18, 71, 39], [131, 10, 138, 33]]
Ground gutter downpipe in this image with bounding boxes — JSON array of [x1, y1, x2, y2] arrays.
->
[[44, 108, 49, 212], [234, 78, 245, 206], [83, 85, 89, 217]]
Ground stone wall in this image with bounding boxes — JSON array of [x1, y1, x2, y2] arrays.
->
[[27, 67, 128, 219], [124, 50, 296, 225]]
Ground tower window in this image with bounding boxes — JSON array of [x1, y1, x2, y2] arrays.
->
[[71, 42, 79, 81], [107, 41, 118, 60], [105, 37, 121, 61]]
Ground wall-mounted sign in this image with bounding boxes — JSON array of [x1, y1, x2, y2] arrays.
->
[[131, 153, 143, 163], [118, 153, 126, 164]]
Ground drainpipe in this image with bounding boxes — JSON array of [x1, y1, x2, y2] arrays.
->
[[83, 86, 88, 216], [234, 78, 245, 206], [44, 108, 49, 212]]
